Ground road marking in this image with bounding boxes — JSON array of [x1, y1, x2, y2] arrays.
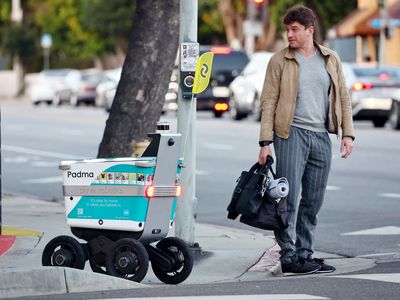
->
[[2, 145, 82, 159], [342, 226, 400, 236], [99, 295, 329, 300], [326, 185, 341, 191], [196, 169, 210, 175], [332, 273, 400, 284], [61, 129, 84, 136], [2, 226, 43, 238], [4, 156, 30, 164], [378, 193, 400, 199], [23, 176, 63, 184], [203, 143, 234, 151]]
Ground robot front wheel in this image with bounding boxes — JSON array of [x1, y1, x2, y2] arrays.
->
[[150, 237, 193, 285], [105, 238, 149, 282], [42, 235, 86, 270]]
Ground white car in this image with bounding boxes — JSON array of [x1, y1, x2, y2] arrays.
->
[[28, 69, 72, 105], [95, 67, 122, 107], [228, 52, 274, 120]]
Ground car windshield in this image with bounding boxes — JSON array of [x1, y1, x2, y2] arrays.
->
[[353, 67, 400, 79], [41, 69, 71, 77], [82, 73, 103, 83]]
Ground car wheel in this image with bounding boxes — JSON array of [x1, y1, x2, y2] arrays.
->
[[252, 95, 261, 122], [389, 100, 400, 130], [53, 94, 61, 106], [70, 94, 79, 106], [372, 118, 387, 128], [230, 103, 246, 121]]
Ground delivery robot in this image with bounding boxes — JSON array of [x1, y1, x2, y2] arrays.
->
[[41, 128, 193, 284]]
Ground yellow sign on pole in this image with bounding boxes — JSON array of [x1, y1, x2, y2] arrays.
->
[[192, 52, 214, 94]]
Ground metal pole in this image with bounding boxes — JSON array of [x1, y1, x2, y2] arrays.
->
[[175, 0, 198, 246], [379, 0, 387, 64], [44, 48, 50, 70], [244, 0, 255, 56], [0, 107, 2, 235]]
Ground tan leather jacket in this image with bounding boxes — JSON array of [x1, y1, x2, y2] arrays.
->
[[259, 43, 355, 142]]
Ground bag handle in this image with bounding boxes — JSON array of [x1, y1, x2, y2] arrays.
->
[[250, 156, 276, 178]]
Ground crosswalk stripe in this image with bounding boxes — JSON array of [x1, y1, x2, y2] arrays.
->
[[332, 273, 400, 284], [98, 295, 329, 300]]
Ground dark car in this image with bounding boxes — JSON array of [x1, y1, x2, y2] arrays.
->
[[342, 63, 400, 127], [197, 46, 249, 118]]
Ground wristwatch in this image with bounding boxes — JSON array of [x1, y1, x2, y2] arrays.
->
[[259, 140, 272, 147]]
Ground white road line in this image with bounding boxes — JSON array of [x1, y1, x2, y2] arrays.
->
[[2, 145, 83, 159], [98, 295, 329, 300], [342, 226, 400, 236], [203, 143, 234, 151], [326, 185, 341, 191], [332, 273, 400, 284], [196, 169, 210, 175], [378, 193, 400, 199], [23, 176, 63, 184], [61, 129, 84, 136]]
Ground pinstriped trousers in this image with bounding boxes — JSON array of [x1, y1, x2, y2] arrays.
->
[[273, 126, 332, 264]]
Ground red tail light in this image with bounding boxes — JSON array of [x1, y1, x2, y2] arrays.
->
[[210, 46, 231, 55], [352, 82, 373, 91], [214, 102, 229, 111], [145, 186, 155, 198]]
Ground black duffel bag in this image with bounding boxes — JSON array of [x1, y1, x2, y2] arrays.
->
[[227, 157, 273, 219]]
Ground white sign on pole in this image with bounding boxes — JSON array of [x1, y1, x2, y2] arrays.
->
[[180, 42, 199, 72], [41, 34, 53, 49]]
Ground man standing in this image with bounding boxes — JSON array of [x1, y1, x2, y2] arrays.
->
[[258, 5, 354, 275]]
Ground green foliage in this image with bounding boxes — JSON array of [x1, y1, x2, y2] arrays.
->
[[199, 0, 226, 44], [1, 23, 37, 66]]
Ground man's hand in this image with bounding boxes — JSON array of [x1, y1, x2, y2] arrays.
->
[[258, 146, 273, 165], [340, 137, 353, 159]]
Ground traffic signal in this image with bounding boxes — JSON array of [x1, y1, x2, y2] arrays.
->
[[253, 0, 265, 5], [252, 0, 266, 21]]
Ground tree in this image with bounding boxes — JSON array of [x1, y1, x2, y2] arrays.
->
[[97, 0, 179, 158]]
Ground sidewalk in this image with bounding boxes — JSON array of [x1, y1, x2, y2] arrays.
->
[[0, 195, 375, 299]]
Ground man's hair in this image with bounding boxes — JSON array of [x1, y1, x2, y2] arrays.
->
[[283, 5, 316, 28]]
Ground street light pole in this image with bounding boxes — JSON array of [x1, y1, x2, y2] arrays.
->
[[175, 0, 198, 246], [379, 0, 387, 64]]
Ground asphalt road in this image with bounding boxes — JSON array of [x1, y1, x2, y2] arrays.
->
[[2, 100, 400, 263]]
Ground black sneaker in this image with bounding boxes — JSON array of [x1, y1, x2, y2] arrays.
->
[[281, 257, 321, 276], [308, 258, 336, 273]]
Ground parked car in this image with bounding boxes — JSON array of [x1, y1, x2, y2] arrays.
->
[[228, 52, 274, 120], [54, 70, 105, 106], [28, 69, 72, 105], [197, 46, 249, 118], [95, 67, 122, 107], [390, 88, 400, 129], [342, 63, 400, 127], [103, 68, 179, 113]]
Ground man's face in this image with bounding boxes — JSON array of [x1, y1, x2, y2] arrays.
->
[[285, 21, 314, 49]]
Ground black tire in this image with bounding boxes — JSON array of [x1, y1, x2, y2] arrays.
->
[[42, 235, 86, 270], [372, 118, 387, 128], [105, 238, 149, 282], [89, 255, 107, 274], [151, 237, 193, 284], [389, 101, 400, 130], [214, 111, 223, 118]]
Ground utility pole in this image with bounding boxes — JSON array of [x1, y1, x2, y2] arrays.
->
[[175, 0, 198, 247], [11, 0, 23, 95], [379, 0, 387, 64]]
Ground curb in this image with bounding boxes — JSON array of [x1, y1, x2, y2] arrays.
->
[[0, 267, 147, 299]]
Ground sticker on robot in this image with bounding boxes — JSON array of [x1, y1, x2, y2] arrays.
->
[[121, 173, 129, 184], [99, 172, 107, 184], [107, 172, 114, 184], [146, 174, 154, 186], [137, 173, 145, 185], [114, 172, 122, 184], [129, 173, 137, 184]]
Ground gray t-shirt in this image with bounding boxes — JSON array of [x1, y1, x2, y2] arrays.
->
[[292, 49, 330, 132]]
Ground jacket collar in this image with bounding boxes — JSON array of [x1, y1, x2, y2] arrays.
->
[[284, 42, 330, 59]]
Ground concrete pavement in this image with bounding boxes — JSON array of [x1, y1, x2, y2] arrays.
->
[[0, 195, 375, 299]]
